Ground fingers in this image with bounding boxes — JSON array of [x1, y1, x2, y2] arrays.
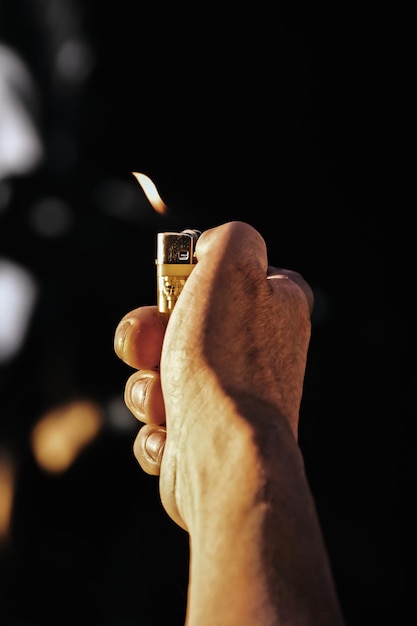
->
[[267, 266, 314, 315], [196, 221, 269, 272], [133, 424, 166, 476], [114, 307, 167, 476], [113, 221, 314, 480], [195, 223, 313, 315], [125, 369, 166, 476], [124, 369, 165, 424], [114, 305, 166, 369]]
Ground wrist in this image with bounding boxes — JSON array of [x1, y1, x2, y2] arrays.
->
[[184, 412, 280, 625], [175, 398, 345, 626], [172, 392, 286, 532]]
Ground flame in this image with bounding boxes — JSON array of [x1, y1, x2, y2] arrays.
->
[[132, 171, 168, 214]]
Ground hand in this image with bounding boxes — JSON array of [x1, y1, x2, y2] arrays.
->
[[114, 221, 314, 531], [114, 222, 346, 625]]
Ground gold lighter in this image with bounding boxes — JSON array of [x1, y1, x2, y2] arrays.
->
[[156, 229, 202, 318]]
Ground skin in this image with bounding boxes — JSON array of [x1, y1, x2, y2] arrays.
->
[[114, 221, 345, 626]]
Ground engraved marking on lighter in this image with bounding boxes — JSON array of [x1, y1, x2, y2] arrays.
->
[[156, 229, 202, 318]]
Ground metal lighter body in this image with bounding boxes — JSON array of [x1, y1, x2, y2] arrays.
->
[[156, 229, 201, 318]]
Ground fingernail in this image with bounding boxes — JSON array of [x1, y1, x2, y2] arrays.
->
[[130, 375, 152, 415], [145, 429, 166, 463], [114, 319, 133, 357]]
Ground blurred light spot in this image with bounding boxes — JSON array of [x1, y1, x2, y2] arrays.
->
[[0, 44, 44, 180], [0, 449, 15, 545], [31, 400, 104, 473], [106, 395, 137, 432], [29, 197, 73, 237], [56, 39, 95, 82], [0, 95, 43, 179], [0, 259, 37, 363]]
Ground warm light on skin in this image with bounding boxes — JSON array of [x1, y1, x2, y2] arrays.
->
[[31, 400, 103, 473], [132, 171, 168, 214], [0, 452, 15, 543]]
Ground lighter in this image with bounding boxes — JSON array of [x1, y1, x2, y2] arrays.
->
[[156, 229, 202, 319]]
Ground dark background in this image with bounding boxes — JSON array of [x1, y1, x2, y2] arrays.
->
[[0, 1, 414, 624]]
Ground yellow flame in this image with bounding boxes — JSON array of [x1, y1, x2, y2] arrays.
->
[[132, 171, 168, 214], [31, 400, 103, 473]]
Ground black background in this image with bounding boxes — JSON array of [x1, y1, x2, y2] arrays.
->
[[0, 1, 414, 624]]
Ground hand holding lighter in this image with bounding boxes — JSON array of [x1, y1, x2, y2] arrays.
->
[[156, 229, 202, 318]]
